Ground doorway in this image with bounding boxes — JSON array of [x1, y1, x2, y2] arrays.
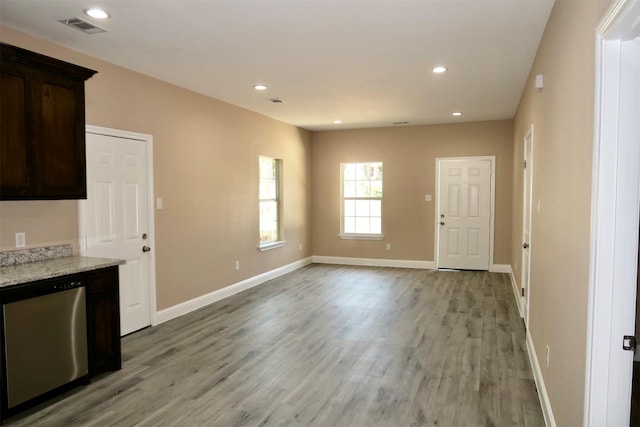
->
[[436, 156, 495, 270], [584, 0, 640, 424], [79, 126, 156, 336]]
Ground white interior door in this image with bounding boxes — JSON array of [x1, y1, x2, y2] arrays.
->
[[437, 158, 492, 270], [79, 128, 154, 336], [522, 126, 534, 324]]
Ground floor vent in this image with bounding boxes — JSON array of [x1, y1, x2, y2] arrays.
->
[[58, 17, 107, 34]]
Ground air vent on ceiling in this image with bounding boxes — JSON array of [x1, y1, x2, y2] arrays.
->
[[392, 121, 410, 125], [58, 17, 107, 34], [268, 98, 285, 104]]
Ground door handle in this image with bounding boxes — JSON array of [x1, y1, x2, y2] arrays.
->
[[523, 243, 529, 249], [440, 221, 445, 226], [142, 246, 151, 253]]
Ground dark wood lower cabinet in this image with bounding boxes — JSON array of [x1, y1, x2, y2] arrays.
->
[[86, 267, 122, 376], [0, 266, 121, 422]]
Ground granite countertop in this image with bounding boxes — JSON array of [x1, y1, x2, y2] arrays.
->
[[0, 256, 125, 288]]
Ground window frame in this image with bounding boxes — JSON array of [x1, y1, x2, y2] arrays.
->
[[339, 161, 384, 240], [258, 156, 285, 251]]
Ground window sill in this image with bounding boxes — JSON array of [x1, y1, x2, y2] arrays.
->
[[339, 234, 384, 241], [258, 240, 286, 251]]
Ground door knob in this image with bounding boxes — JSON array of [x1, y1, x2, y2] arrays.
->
[[440, 214, 445, 219], [523, 243, 529, 249], [142, 246, 151, 253], [440, 221, 445, 226]]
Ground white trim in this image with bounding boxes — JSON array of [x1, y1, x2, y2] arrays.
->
[[489, 264, 511, 274], [509, 266, 524, 317], [312, 256, 436, 270], [434, 156, 496, 271], [527, 329, 556, 427], [338, 234, 384, 240], [258, 240, 286, 251], [156, 257, 313, 324], [81, 125, 158, 328], [86, 125, 151, 142], [585, 1, 640, 425]]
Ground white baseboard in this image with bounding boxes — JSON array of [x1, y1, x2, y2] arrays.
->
[[508, 267, 524, 318], [489, 264, 511, 273], [527, 329, 556, 427], [312, 255, 436, 270], [155, 256, 313, 325]]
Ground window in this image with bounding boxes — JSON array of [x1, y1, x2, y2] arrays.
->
[[341, 162, 383, 238], [259, 156, 283, 249]]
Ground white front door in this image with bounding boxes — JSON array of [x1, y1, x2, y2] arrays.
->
[[79, 128, 154, 336], [522, 126, 534, 324], [437, 158, 492, 270]]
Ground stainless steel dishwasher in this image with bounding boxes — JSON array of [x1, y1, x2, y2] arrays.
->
[[2, 275, 88, 411]]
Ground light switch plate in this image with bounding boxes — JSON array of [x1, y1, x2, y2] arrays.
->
[[424, 194, 432, 202], [156, 197, 163, 210], [15, 232, 25, 248]]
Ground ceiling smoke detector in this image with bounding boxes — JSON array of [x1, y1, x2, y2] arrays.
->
[[58, 17, 107, 34]]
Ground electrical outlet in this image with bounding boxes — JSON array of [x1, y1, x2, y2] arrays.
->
[[15, 232, 25, 248], [299, 243, 303, 251], [545, 345, 550, 367], [235, 261, 240, 271], [385, 243, 391, 251]]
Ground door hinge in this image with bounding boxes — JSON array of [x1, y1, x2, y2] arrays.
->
[[523, 160, 527, 169], [521, 288, 525, 297], [623, 335, 636, 351]]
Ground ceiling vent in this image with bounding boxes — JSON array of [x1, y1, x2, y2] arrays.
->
[[268, 98, 285, 104], [58, 17, 107, 34]]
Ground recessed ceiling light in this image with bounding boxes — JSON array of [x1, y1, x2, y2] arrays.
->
[[333, 120, 342, 124], [452, 112, 463, 117], [253, 85, 268, 91], [432, 66, 448, 74], [84, 8, 110, 19]]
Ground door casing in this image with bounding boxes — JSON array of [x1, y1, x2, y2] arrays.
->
[[585, 0, 640, 424], [522, 125, 534, 325]]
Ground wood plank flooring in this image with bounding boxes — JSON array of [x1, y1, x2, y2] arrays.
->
[[7, 265, 544, 426]]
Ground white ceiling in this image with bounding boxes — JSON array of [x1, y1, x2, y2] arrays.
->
[[0, 0, 554, 131]]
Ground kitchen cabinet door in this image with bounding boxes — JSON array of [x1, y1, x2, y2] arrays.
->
[[32, 68, 88, 198], [0, 61, 31, 198], [86, 267, 121, 376]]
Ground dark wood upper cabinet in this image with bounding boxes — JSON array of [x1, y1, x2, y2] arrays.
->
[[0, 43, 97, 200]]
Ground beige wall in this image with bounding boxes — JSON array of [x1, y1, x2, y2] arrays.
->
[[312, 120, 513, 264], [0, 27, 312, 310], [510, 0, 612, 425]]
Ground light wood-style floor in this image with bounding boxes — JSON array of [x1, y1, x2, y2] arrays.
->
[[8, 265, 544, 426]]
